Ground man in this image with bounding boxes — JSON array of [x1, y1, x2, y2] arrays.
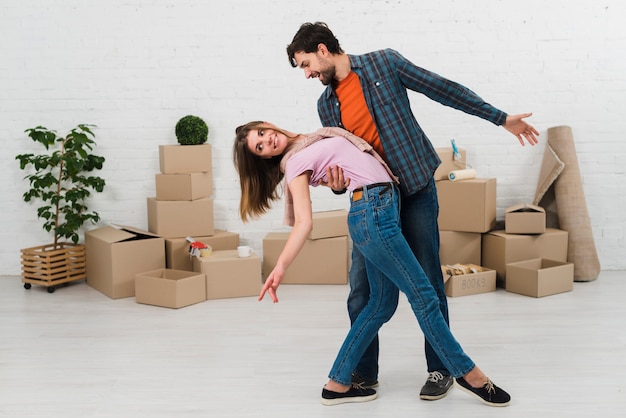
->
[[286, 21, 538, 401]]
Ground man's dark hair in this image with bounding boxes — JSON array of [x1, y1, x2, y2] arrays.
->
[[286, 21, 344, 67]]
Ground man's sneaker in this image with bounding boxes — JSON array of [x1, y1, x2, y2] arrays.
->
[[455, 377, 511, 407], [351, 372, 379, 389], [419, 371, 454, 400], [321, 384, 377, 406]]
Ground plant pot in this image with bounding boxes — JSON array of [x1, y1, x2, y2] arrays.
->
[[20, 243, 87, 293]]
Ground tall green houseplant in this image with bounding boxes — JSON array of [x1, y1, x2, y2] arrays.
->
[[16, 124, 106, 293], [17, 124, 106, 247]]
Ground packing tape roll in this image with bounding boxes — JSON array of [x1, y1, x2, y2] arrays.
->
[[448, 168, 477, 181], [199, 246, 212, 257]]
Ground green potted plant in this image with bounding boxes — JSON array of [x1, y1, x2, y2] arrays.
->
[[175, 115, 209, 145], [16, 124, 106, 293]]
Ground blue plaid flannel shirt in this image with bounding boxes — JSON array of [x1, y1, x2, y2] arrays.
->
[[317, 48, 507, 196]]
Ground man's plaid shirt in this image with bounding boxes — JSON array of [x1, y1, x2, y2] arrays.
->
[[317, 48, 507, 197]]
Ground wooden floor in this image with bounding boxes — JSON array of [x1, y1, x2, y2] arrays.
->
[[1, 271, 625, 418]]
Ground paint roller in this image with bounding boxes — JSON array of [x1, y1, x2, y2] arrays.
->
[[448, 139, 477, 181], [448, 168, 477, 181]]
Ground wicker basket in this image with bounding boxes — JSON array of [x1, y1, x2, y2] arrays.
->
[[21, 243, 87, 292]]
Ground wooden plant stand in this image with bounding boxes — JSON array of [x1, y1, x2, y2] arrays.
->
[[20, 243, 87, 293]]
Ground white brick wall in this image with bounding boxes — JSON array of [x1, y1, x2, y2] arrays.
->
[[2, 0, 624, 274]]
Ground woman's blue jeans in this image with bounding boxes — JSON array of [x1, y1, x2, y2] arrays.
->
[[328, 183, 475, 386], [347, 178, 451, 380]]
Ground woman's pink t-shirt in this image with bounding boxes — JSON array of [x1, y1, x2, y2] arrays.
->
[[285, 136, 393, 191]]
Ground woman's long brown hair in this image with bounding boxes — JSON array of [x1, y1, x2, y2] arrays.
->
[[232, 121, 291, 222]]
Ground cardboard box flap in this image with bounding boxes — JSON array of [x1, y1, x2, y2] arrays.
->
[[87, 224, 160, 244], [506, 203, 545, 214]]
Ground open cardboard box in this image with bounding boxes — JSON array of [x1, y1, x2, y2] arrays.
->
[[85, 224, 165, 299], [441, 264, 496, 297], [481, 228, 568, 286], [505, 258, 574, 297], [135, 268, 206, 308]]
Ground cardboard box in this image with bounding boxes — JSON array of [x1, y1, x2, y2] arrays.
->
[[442, 266, 496, 297], [481, 228, 568, 286], [85, 225, 165, 299], [155, 172, 213, 201], [505, 258, 574, 297], [159, 144, 212, 174], [165, 230, 240, 271], [147, 197, 214, 238], [439, 231, 481, 265], [309, 210, 348, 240], [505, 203, 546, 234], [263, 233, 348, 284], [434, 147, 467, 181], [192, 250, 262, 300], [135, 268, 206, 308], [436, 178, 496, 233]]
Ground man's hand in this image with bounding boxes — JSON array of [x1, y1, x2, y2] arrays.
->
[[321, 165, 350, 192], [503, 113, 540, 146]]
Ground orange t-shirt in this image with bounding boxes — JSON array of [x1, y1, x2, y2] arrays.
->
[[335, 71, 385, 158]]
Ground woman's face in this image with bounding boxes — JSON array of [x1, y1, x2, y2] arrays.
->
[[246, 126, 289, 159]]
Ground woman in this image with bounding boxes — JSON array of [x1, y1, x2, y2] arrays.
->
[[233, 121, 511, 407]]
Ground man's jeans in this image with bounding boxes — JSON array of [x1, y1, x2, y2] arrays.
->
[[346, 179, 452, 380]]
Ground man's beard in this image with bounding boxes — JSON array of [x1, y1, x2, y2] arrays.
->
[[319, 66, 336, 86]]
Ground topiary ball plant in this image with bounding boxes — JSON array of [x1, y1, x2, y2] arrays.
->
[[175, 115, 209, 145]]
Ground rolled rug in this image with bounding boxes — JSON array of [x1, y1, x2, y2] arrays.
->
[[533, 126, 600, 281]]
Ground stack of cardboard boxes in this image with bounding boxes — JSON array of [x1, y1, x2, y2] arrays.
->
[[150, 143, 240, 273], [435, 147, 573, 298], [485, 204, 573, 297], [435, 146, 498, 297], [148, 143, 215, 239], [86, 142, 255, 308]]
